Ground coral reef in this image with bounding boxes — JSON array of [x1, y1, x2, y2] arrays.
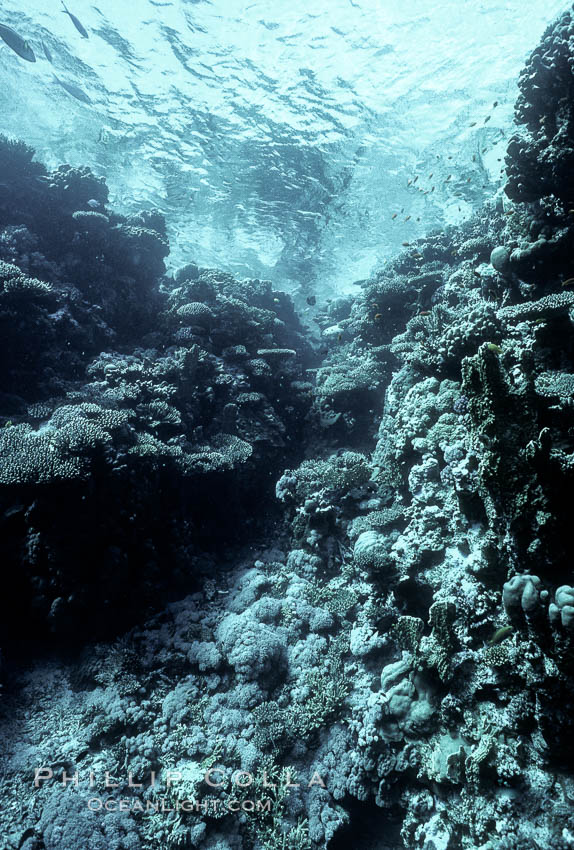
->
[[0, 137, 314, 640], [4, 13, 574, 850]]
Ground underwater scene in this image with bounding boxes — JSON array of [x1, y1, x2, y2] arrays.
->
[[3, 0, 574, 848]]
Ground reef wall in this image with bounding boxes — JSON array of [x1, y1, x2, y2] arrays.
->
[[0, 141, 314, 640]]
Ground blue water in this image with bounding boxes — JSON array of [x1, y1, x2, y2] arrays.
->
[[0, 0, 566, 292]]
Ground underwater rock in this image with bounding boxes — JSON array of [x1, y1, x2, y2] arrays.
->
[[490, 245, 510, 273]]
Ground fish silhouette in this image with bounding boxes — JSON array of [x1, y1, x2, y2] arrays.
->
[[54, 75, 92, 103], [61, 2, 89, 38], [42, 40, 53, 63], [0, 23, 36, 62]]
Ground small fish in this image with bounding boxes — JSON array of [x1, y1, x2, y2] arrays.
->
[[402, 241, 410, 247], [273, 297, 280, 303], [404, 215, 411, 221], [87, 199, 101, 209], [413, 176, 418, 184], [407, 179, 412, 186], [54, 75, 92, 103], [372, 302, 379, 309], [61, 2, 89, 38], [445, 175, 452, 182], [482, 147, 488, 153], [306, 295, 316, 306], [429, 172, 433, 178], [469, 121, 477, 127], [486, 343, 502, 354], [568, 209, 574, 215], [488, 624, 512, 646], [0, 23, 36, 61], [337, 333, 342, 341], [561, 278, 574, 288], [472, 154, 476, 162], [374, 313, 382, 320], [392, 213, 397, 219], [431, 186, 435, 192], [484, 115, 491, 123], [42, 40, 53, 63], [418, 310, 430, 316], [467, 177, 471, 182], [493, 100, 498, 108]]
